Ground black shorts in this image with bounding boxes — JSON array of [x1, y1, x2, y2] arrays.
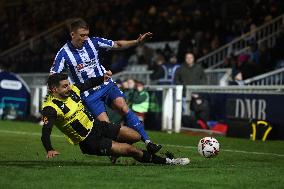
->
[[79, 120, 121, 156]]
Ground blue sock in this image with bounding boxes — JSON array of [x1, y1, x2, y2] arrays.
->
[[124, 110, 150, 141]]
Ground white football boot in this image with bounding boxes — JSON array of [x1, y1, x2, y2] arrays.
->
[[166, 158, 190, 165]]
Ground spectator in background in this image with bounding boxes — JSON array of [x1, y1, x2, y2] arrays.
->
[[248, 42, 260, 66], [167, 54, 181, 82], [150, 54, 180, 85], [120, 78, 137, 107], [121, 79, 129, 91], [182, 94, 210, 129], [125, 78, 136, 105], [190, 94, 210, 128], [174, 52, 206, 86], [174, 52, 206, 115], [127, 78, 136, 90], [231, 53, 260, 85], [131, 81, 150, 122], [150, 54, 166, 81]]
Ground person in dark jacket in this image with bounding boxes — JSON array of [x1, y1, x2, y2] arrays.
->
[[174, 52, 206, 85], [174, 52, 206, 115]]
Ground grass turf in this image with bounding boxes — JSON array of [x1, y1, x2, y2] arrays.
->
[[0, 120, 283, 189]]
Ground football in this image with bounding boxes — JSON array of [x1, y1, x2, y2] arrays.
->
[[198, 137, 220, 158]]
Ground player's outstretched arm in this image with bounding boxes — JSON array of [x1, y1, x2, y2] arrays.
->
[[76, 70, 112, 91], [112, 32, 153, 50]]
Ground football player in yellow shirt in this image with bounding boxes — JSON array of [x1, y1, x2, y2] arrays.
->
[[41, 72, 189, 165]]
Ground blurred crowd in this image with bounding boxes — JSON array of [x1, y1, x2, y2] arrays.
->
[[224, 25, 284, 84], [0, 0, 283, 74]]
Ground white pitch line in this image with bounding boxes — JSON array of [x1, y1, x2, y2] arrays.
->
[[1, 129, 284, 157], [0, 130, 63, 138], [164, 144, 284, 157]]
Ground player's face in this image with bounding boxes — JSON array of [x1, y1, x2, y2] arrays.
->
[[71, 28, 89, 48], [185, 53, 195, 66], [54, 80, 71, 99]]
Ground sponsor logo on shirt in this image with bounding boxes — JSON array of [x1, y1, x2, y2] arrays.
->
[[76, 58, 98, 71]]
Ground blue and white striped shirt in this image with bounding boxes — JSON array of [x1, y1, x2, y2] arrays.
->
[[50, 37, 114, 97]]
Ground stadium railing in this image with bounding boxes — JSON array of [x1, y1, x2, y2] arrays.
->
[[146, 85, 183, 133], [243, 67, 284, 85], [21, 68, 230, 117], [111, 68, 231, 85], [197, 14, 284, 69], [27, 83, 284, 134], [27, 84, 184, 132], [19, 68, 232, 87]]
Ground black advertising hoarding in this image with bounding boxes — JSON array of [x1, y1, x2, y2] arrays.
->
[[199, 93, 284, 139]]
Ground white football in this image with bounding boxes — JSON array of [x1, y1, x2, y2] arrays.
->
[[198, 137, 220, 158]]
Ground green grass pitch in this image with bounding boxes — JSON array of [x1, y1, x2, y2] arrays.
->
[[0, 120, 283, 189]]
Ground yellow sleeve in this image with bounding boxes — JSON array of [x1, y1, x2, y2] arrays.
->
[[71, 85, 81, 96]]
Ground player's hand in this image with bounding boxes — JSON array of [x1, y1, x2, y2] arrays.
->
[[137, 32, 153, 44], [104, 70, 112, 81], [46, 150, 60, 159]]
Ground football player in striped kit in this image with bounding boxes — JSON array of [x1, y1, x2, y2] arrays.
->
[[50, 18, 162, 156]]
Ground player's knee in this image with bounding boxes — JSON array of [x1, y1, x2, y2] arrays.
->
[[133, 131, 141, 142], [120, 126, 141, 142], [119, 104, 129, 114], [113, 98, 129, 113]]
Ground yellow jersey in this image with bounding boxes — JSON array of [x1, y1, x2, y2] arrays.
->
[[42, 85, 94, 145]]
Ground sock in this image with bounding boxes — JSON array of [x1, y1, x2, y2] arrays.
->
[[124, 110, 150, 141], [139, 150, 167, 164], [139, 150, 152, 163]]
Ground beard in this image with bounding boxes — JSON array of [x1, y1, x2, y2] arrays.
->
[[59, 91, 70, 99]]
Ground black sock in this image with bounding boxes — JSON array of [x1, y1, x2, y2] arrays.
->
[[139, 150, 152, 163], [139, 150, 167, 164]]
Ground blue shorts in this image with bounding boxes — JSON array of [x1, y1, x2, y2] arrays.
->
[[83, 82, 125, 118]]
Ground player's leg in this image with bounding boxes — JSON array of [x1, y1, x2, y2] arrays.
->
[[116, 125, 141, 144], [96, 112, 110, 122], [79, 123, 189, 165], [112, 96, 162, 154], [98, 121, 140, 163], [84, 83, 161, 153], [111, 97, 149, 141], [110, 141, 190, 165], [104, 83, 149, 142], [94, 120, 140, 144], [83, 88, 111, 122]]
